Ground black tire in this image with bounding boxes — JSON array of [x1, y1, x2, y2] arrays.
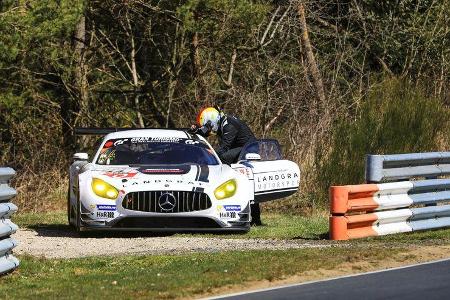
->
[[68, 187, 77, 228], [76, 192, 81, 232], [67, 188, 71, 225]]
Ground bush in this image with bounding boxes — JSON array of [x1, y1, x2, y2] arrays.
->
[[316, 79, 449, 202]]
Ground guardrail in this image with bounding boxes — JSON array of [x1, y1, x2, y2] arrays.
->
[[330, 152, 450, 240], [365, 152, 450, 182], [0, 168, 19, 275]]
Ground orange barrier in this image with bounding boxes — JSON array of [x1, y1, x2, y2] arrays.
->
[[330, 184, 379, 214], [329, 182, 419, 240], [329, 214, 378, 240], [330, 152, 450, 241], [329, 184, 380, 240]]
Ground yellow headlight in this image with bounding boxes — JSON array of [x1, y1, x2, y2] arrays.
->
[[91, 178, 119, 200], [214, 179, 237, 200]]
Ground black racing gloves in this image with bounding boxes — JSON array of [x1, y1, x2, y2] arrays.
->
[[189, 121, 212, 137]]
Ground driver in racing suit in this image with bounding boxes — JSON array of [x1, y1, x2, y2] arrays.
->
[[190, 107, 262, 226]]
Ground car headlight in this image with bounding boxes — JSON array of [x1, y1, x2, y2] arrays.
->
[[214, 179, 237, 200], [91, 178, 119, 200]]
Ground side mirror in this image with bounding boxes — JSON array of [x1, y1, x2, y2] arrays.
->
[[73, 153, 89, 161], [245, 153, 261, 161]]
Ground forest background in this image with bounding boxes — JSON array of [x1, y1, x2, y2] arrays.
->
[[0, 0, 449, 213]]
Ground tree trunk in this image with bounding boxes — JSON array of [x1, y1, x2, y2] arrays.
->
[[70, 13, 89, 148], [297, 2, 326, 110], [127, 13, 145, 128], [130, 34, 145, 128], [190, 31, 206, 103], [75, 14, 88, 121]]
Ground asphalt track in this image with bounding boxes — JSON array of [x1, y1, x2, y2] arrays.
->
[[210, 258, 450, 300]]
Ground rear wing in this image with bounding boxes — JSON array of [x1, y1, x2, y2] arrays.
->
[[74, 127, 191, 135]]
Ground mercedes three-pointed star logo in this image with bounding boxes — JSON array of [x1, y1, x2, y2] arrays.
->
[[158, 192, 176, 211]]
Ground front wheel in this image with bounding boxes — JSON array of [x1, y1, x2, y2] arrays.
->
[[75, 193, 81, 232], [67, 188, 76, 229]]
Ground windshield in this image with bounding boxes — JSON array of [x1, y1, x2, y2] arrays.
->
[[96, 137, 219, 165]]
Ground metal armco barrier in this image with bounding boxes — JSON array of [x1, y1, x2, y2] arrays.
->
[[0, 168, 19, 275], [330, 152, 450, 240], [365, 152, 450, 182]]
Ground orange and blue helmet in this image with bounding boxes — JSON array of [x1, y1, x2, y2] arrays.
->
[[196, 107, 223, 133]]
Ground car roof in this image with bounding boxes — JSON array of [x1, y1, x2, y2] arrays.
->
[[103, 129, 190, 140]]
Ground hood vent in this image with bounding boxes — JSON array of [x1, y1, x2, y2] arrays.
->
[[137, 165, 191, 175]]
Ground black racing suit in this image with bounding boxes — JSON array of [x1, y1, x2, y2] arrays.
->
[[196, 114, 261, 225], [215, 115, 256, 165]]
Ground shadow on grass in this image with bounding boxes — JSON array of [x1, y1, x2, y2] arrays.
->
[[28, 224, 176, 238], [27, 223, 247, 239], [291, 232, 330, 240]]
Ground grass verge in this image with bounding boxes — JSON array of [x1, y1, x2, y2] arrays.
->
[[0, 245, 409, 299]]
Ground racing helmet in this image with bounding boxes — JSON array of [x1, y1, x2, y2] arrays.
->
[[196, 107, 223, 134]]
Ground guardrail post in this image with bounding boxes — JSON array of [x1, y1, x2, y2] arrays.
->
[[365, 155, 384, 183], [0, 168, 19, 275]]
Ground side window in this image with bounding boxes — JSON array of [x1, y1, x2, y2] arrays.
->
[[89, 137, 104, 162], [238, 139, 283, 161]]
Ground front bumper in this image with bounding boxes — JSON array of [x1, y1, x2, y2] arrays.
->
[[78, 203, 251, 232]]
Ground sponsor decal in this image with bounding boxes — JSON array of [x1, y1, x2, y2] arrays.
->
[[234, 167, 252, 178], [185, 139, 200, 145], [219, 212, 237, 219], [141, 168, 185, 174], [223, 205, 241, 212], [130, 137, 151, 143], [256, 172, 299, 192], [132, 179, 206, 186], [104, 170, 138, 179], [104, 141, 114, 148], [102, 138, 210, 149], [113, 139, 128, 146], [97, 204, 117, 211], [130, 137, 181, 143], [217, 205, 240, 218], [96, 211, 115, 219], [257, 172, 299, 182]]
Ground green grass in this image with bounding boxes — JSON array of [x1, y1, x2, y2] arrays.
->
[[363, 227, 450, 245], [1, 246, 406, 299], [13, 211, 67, 228], [12, 210, 329, 240], [175, 213, 329, 240]]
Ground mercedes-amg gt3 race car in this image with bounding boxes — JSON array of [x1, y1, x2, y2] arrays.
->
[[68, 128, 300, 232]]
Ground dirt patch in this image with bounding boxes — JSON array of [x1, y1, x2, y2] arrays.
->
[[13, 228, 330, 259], [200, 244, 450, 299]]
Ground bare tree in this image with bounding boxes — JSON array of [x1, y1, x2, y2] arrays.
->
[[296, 2, 326, 111]]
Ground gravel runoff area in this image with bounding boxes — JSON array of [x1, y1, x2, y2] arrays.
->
[[13, 228, 329, 259]]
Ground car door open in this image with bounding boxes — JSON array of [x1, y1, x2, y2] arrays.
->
[[233, 139, 300, 203]]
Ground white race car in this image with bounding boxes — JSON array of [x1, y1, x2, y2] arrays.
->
[[68, 128, 300, 232]]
